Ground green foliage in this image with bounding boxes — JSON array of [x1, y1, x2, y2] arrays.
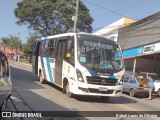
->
[[14, 0, 93, 36], [23, 34, 36, 56], [0, 37, 11, 46], [0, 35, 22, 53], [0, 37, 11, 52], [9, 35, 22, 50]]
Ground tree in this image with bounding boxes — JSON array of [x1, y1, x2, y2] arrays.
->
[[0, 37, 11, 52], [23, 34, 36, 56], [9, 35, 22, 53], [14, 0, 93, 36]]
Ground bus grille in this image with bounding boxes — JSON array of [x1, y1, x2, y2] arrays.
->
[[86, 76, 118, 86], [88, 88, 114, 94]]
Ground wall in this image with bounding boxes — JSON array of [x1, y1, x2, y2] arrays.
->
[[118, 12, 160, 50], [95, 18, 136, 41]]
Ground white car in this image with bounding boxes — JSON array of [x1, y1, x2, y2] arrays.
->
[[154, 80, 160, 97]]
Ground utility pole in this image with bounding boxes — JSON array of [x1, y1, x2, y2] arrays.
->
[[73, 0, 80, 33], [17, 32, 20, 62]]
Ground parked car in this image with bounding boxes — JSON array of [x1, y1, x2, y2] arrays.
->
[[136, 72, 158, 81], [153, 80, 160, 97], [122, 76, 149, 97], [0, 50, 12, 111]]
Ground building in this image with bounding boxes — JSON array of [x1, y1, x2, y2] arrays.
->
[[0, 45, 24, 60], [95, 17, 136, 41], [118, 12, 160, 76]]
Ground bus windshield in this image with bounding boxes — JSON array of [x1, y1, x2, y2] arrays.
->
[[77, 36, 123, 72]]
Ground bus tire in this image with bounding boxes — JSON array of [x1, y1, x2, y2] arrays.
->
[[66, 82, 74, 98], [39, 72, 45, 84]]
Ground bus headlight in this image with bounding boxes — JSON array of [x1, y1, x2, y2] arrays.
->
[[116, 77, 124, 85], [119, 76, 124, 85], [76, 69, 84, 82]]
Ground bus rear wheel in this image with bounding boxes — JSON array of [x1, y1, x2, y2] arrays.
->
[[39, 73, 45, 84], [65, 82, 74, 98]]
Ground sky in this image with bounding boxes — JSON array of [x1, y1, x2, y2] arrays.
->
[[0, 0, 160, 43]]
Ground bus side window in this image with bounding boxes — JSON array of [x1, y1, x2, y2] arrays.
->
[[39, 41, 45, 57], [33, 42, 37, 56], [44, 40, 49, 57], [48, 39, 56, 58]]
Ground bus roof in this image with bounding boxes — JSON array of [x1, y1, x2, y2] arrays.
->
[[35, 32, 118, 44], [36, 33, 76, 41]]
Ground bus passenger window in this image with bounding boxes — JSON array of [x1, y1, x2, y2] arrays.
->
[[39, 41, 45, 57], [48, 39, 56, 58]]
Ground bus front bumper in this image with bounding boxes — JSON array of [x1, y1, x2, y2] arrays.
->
[[70, 81, 123, 96]]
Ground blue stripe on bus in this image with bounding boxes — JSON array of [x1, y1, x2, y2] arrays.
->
[[108, 75, 116, 79], [46, 57, 54, 83], [87, 69, 100, 77], [88, 69, 116, 79], [40, 57, 46, 80]]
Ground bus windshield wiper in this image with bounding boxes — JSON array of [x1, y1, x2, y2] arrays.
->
[[91, 59, 97, 70]]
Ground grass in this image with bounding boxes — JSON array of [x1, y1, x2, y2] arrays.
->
[[19, 58, 31, 64]]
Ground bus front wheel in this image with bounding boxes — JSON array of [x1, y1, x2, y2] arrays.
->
[[65, 82, 74, 98]]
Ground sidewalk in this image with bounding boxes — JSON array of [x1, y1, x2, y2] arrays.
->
[[9, 60, 32, 67], [143, 95, 160, 104]]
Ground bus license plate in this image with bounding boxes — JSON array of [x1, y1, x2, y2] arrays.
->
[[99, 87, 108, 91]]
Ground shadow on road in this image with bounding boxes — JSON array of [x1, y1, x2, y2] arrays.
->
[[10, 64, 138, 105], [8, 66, 88, 119], [74, 95, 137, 104]]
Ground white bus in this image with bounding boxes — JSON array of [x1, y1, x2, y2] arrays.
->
[[32, 33, 124, 99]]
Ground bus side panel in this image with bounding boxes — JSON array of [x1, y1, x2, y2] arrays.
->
[[32, 55, 36, 74], [62, 61, 75, 85], [38, 56, 55, 84], [45, 57, 54, 83]]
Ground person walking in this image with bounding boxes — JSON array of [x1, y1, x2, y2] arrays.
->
[[146, 73, 155, 100]]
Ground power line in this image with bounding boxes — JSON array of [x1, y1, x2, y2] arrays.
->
[[92, 0, 153, 18], [86, 0, 160, 32], [84, 0, 132, 19], [116, 1, 159, 14], [115, 0, 153, 12]]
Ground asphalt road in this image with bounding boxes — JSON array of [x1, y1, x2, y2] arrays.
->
[[1, 61, 160, 120]]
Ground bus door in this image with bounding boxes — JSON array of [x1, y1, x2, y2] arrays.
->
[[32, 42, 41, 75], [47, 39, 56, 83], [55, 39, 66, 85]]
